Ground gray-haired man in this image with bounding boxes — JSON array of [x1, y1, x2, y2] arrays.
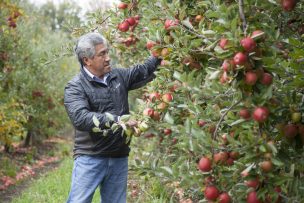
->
[[64, 32, 161, 203]]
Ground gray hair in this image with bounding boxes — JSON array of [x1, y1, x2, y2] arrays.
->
[[74, 32, 107, 66]]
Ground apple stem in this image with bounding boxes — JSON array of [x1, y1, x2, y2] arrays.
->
[[238, 0, 248, 35], [212, 99, 242, 140]]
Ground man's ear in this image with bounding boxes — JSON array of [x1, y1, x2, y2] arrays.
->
[[83, 57, 90, 66]]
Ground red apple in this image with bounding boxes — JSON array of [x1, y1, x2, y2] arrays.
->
[[149, 92, 161, 102], [281, 0, 297, 11], [283, 124, 298, 138], [13, 11, 21, 18], [204, 186, 220, 200], [172, 137, 178, 145], [226, 158, 234, 166], [233, 52, 247, 65], [118, 21, 129, 32], [134, 15, 140, 20], [241, 37, 257, 52], [253, 107, 269, 122], [213, 152, 229, 164], [144, 133, 155, 138], [259, 160, 273, 172], [161, 48, 170, 57], [260, 72, 273, 85], [239, 108, 251, 120], [157, 102, 168, 111], [164, 128, 172, 135], [229, 151, 239, 159], [245, 178, 260, 188], [8, 21, 17, 28], [151, 50, 160, 57], [162, 93, 173, 103], [247, 191, 262, 203], [198, 120, 207, 127], [164, 19, 179, 30], [146, 41, 156, 50], [195, 15, 203, 22], [222, 60, 230, 72], [245, 71, 258, 85], [219, 192, 231, 203], [152, 111, 160, 121], [198, 157, 212, 172], [126, 17, 136, 26], [118, 2, 128, 9], [219, 38, 229, 50], [143, 107, 154, 117], [220, 71, 229, 84]]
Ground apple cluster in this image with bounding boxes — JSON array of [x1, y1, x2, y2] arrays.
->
[[117, 3, 141, 47], [7, 11, 21, 29], [143, 92, 174, 121], [219, 30, 273, 88]]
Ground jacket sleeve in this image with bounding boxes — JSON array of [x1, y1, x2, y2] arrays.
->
[[64, 81, 117, 132], [125, 56, 161, 90]]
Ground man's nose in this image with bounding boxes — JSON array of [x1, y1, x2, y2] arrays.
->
[[105, 54, 110, 62]]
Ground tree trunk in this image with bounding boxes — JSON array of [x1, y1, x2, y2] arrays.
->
[[4, 144, 10, 153], [23, 130, 32, 147]]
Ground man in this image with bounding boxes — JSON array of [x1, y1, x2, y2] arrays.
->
[[64, 32, 161, 203]]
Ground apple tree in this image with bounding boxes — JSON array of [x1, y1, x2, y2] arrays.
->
[[77, 0, 303, 202]]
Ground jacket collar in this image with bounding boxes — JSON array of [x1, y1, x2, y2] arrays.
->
[[80, 65, 117, 83]]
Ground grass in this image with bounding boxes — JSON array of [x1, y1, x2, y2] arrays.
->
[[11, 158, 101, 203]]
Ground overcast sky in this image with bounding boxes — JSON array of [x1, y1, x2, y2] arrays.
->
[[29, 0, 119, 12]]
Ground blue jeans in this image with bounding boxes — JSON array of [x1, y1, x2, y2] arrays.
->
[[67, 155, 128, 203]]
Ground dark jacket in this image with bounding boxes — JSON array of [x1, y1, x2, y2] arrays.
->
[[64, 56, 161, 158]]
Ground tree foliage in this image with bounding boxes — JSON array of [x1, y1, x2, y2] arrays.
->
[[0, 0, 79, 150], [84, 0, 304, 202]]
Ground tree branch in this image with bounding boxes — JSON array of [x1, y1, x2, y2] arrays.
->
[[212, 99, 242, 140], [238, 0, 247, 35], [179, 24, 205, 39], [90, 15, 111, 32]]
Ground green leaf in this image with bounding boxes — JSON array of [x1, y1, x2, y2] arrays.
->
[[160, 166, 173, 176], [229, 119, 246, 126], [120, 114, 131, 122], [201, 30, 216, 37], [92, 115, 100, 127], [173, 71, 182, 81], [189, 138, 194, 151], [105, 112, 115, 121], [259, 145, 267, 153], [164, 112, 174, 124], [92, 127, 102, 133], [111, 123, 120, 133], [208, 70, 221, 80], [271, 158, 284, 166], [267, 142, 278, 154], [185, 118, 191, 134], [181, 18, 194, 30], [261, 85, 273, 100]]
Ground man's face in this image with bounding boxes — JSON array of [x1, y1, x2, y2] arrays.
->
[[84, 43, 111, 78]]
